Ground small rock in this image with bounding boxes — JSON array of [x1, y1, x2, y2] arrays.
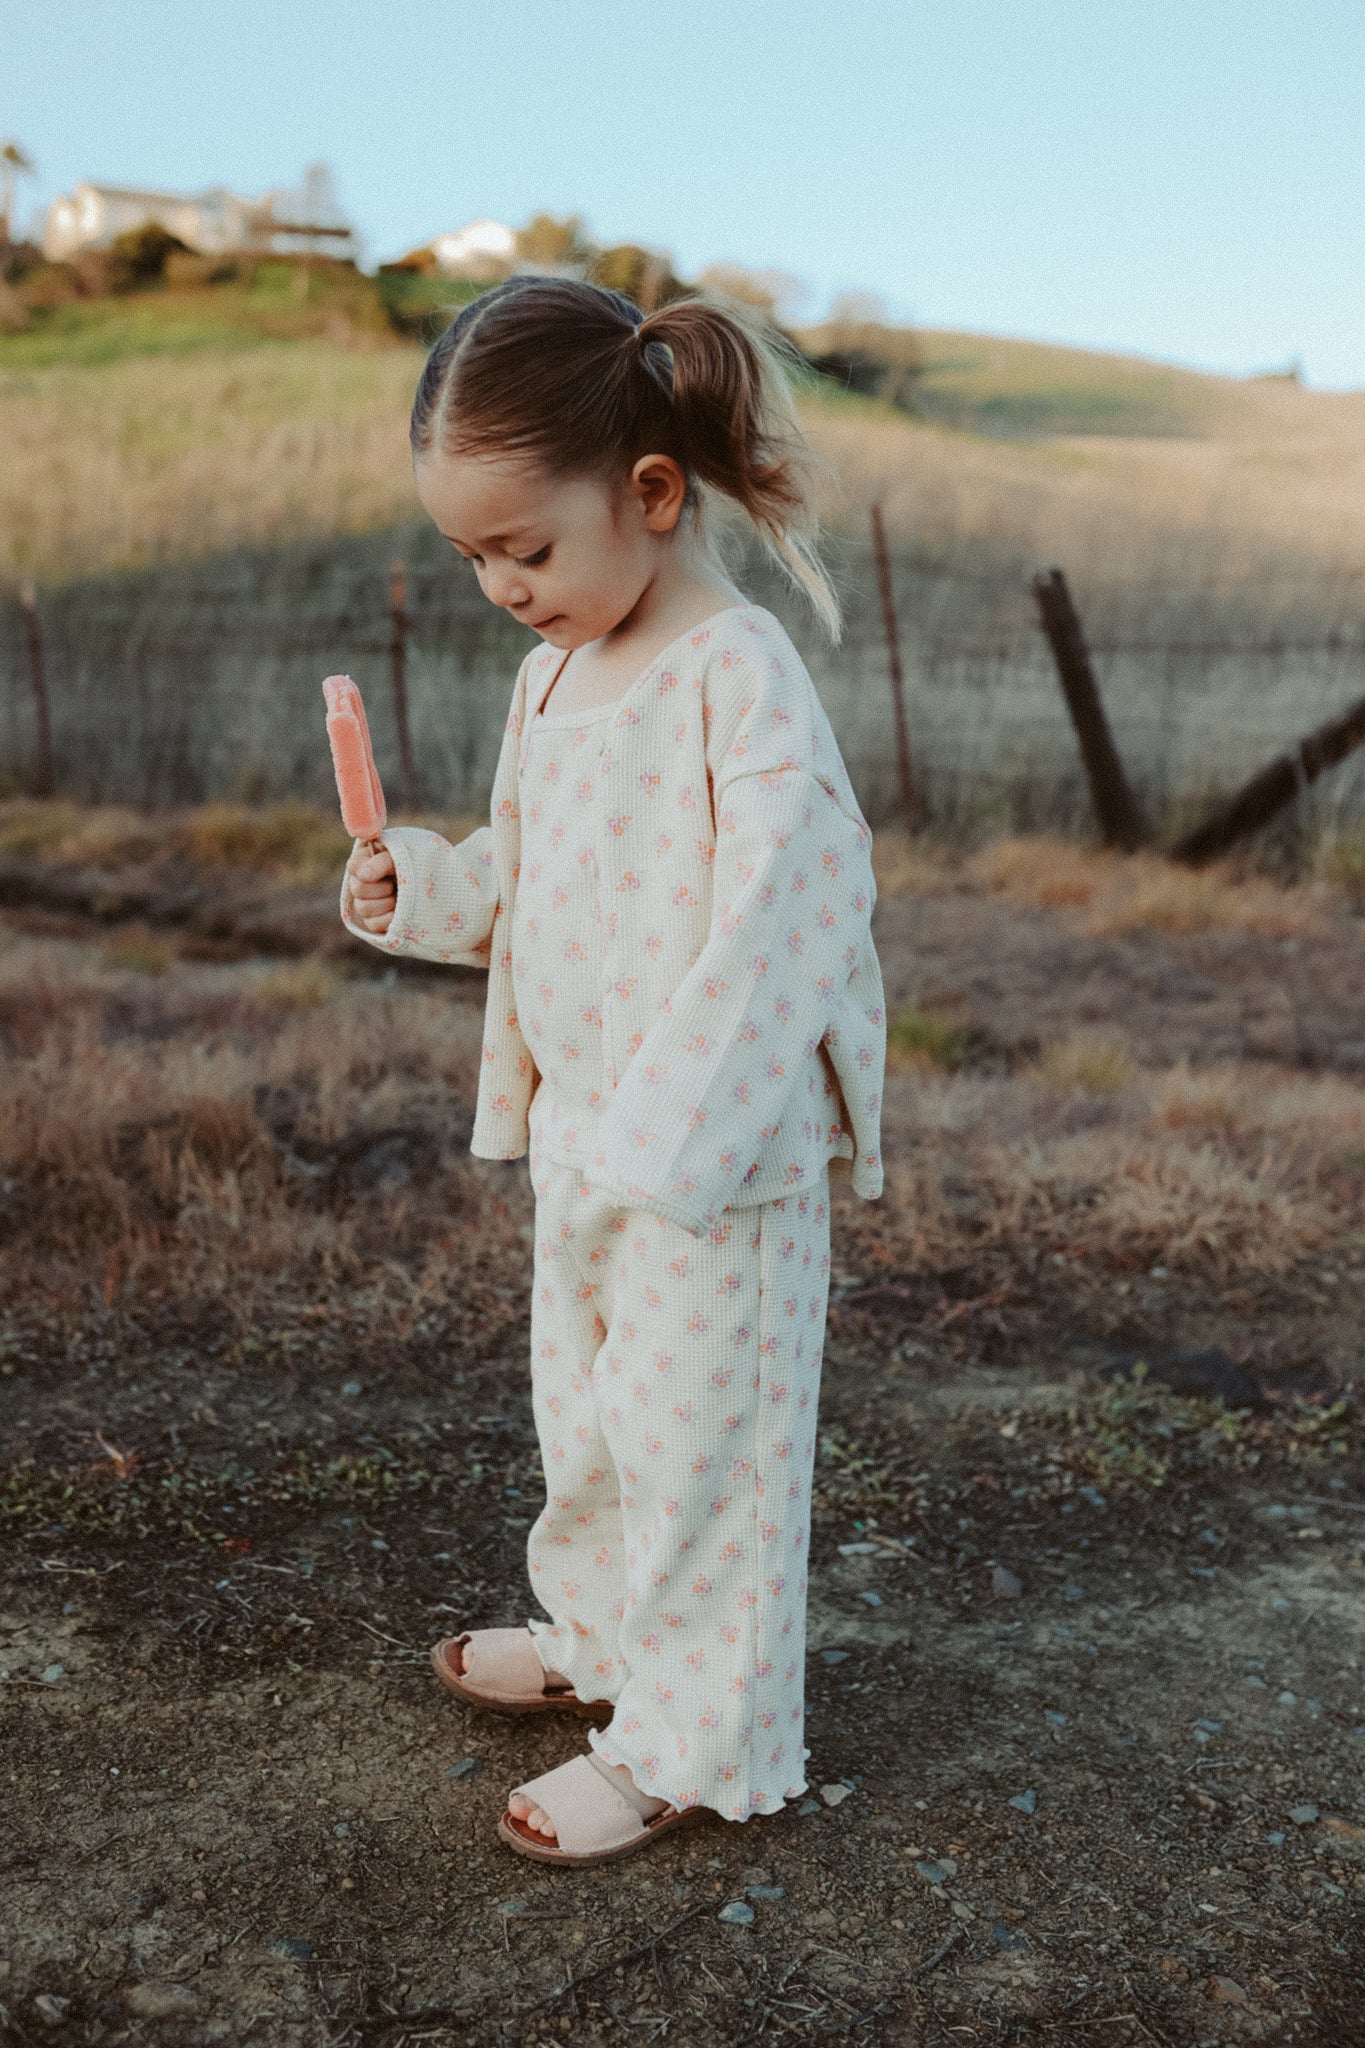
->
[[1278, 1691, 1298, 1707], [1079, 1487, 1106, 1509], [991, 1566, 1023, 1599], [820, 1649, 850, 1666], [915, 1860, 948, 1885], [797, 1797, 822, 1816], [746, 1884, 786, 1900], [1194, 1720, 1222, 1734], [951, 1899, 975, 1921], [1062, 1584, 1085, 1603], [124, 1984, 199, 2018], [1209, 1976, 1249, 2005], [858, 1590, 884, 1607], [1044, 1710, 1067, 1727], [718, 1900, 755, 1925], [339, 1381, 363, 1398], [1247, 1674, 1268, 1689], [495, 1899, 527, 1918], [267, 1937, 314, 1960], [1322, 1814, 1365, 1841], [445, 1758, 483, 1781], [991, 1921, 1029, 1952], [332, 1822, 350, 1838], [1288, 1803, 1319, 1826], [41, 1664, 64, 1684], [838, 1541, 879, 1555], [371, 1538, 390, 1552], [33, 1994, 71, 2026], [1009, 1788, 1038, 1815], [820, 1782, 854, 1808]]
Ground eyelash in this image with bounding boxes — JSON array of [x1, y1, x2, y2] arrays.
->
[[457, 545, 550, 569]]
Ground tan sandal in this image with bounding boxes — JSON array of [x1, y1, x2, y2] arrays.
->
[[499, 1751, 711, 1865], [431, 1629, 608, 1720]]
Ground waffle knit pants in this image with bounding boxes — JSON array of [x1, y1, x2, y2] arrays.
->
[[523, 1150, 833, 1822]]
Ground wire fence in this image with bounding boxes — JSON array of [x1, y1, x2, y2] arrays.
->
[[3, 519, 1365, 844]]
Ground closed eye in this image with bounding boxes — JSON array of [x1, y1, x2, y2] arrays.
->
[[516, 545, 551, 568]]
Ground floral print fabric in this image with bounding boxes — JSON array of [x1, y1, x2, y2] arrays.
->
[[524, 1142, 832, 1821], [340, 604, 886, 1239]]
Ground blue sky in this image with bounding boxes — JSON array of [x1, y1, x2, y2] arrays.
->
[[10, 0, 1365, 387]]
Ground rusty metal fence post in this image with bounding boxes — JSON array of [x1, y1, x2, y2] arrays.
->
[[869, 505, 923, 829], [17, 579, 54, 798], [388, 558, 421, 810]]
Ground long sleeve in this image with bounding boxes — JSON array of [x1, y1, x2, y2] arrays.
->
[[589, 752, 877, 1236], [340, 822, 499, 969]]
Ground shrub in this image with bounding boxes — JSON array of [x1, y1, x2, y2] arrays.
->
[[107, 222, 191, 291]]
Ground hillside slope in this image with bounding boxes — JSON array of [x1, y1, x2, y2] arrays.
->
[[5, 294, 1365, 587]]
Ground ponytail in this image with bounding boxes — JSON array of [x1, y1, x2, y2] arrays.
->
[[411, 277, 841, 640]]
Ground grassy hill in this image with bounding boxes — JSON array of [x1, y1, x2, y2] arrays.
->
[[4, 271, 1365, 590]]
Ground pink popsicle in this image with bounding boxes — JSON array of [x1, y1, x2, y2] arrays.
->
[[323, 674, 387, 847]]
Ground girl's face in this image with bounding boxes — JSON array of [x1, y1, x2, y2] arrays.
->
[[414, 448, 684, 649]]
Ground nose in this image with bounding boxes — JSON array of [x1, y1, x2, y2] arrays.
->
[[482, 562, 533, 612]]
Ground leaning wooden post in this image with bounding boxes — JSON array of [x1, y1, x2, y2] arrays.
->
[[388, 558, 421, 809], [869, 504, 922, 829], [17, 578, 54, 799], [1031, 567, 1147, 850], [1171, 689, 1365, 866]]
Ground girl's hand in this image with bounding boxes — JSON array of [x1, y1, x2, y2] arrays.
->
[[345, 844, 397, 933]]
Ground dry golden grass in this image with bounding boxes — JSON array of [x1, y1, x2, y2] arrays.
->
[[0, 345, 418, 581], [803, 362, 1365, 590], [8, 323, 1365, 592], [882, 1054, 1361, 1281], [0, 797, 485, 887], [960, 834, 1333, 937], [0, 930, 492, 1307], [2, 902, 1359, 1305]]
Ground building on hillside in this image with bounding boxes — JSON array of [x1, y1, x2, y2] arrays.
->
[[42, 163, 361, 264], [382, 218, 516, 282]]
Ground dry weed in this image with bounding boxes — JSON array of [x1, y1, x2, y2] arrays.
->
[[964, 835, 1332, 937], [1036, 1035, 1137, 1096]]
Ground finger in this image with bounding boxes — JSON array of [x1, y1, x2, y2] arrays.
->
[[356, 852, 396, 882]]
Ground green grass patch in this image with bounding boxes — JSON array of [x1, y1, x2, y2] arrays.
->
[[887, 1006, 976, 1072]]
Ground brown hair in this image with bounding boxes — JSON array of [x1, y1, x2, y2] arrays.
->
[[410, 276, 840, 637]]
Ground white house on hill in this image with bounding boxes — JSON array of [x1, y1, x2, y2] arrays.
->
[[386, 219, 516, 281], [43, 163, 361, 263]]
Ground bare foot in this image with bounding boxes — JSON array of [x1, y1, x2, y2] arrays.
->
[[509, 1758, 668, 1841]]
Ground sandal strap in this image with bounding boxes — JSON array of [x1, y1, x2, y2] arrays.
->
[[463, 1628, 549, 1696], [512, 1754, 653, 1856], [585, 1747, 659, 1819]]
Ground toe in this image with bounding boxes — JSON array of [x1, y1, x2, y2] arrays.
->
[[508, 1792, 532, 1820], [529, 1805, 557, 1839]]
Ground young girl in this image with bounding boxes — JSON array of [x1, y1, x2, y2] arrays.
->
[[341, 277, 886, 1865]]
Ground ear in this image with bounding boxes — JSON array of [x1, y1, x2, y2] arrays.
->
[[629, 454, 688, 534]]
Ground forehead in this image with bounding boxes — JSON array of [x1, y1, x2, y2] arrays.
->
[[415, 450, 604, 543]]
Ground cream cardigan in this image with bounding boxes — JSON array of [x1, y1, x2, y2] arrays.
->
[[341, 603, 886, 1237]]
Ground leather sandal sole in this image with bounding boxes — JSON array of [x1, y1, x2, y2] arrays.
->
[[497, 1803, 711, 1865], [430, 1637, 610, 1721]]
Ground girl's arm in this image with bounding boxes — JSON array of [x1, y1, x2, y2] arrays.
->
[[588, 758, 878, 1235], [341, 822, 499, 969]]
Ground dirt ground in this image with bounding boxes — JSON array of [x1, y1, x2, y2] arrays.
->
[[3, 827, 1365, 2047]]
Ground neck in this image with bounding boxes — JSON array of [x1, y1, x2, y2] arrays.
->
[[604, 531, 744, 657]]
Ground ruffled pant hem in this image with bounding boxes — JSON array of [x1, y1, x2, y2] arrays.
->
[[588, 1722, 809, 1824]]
